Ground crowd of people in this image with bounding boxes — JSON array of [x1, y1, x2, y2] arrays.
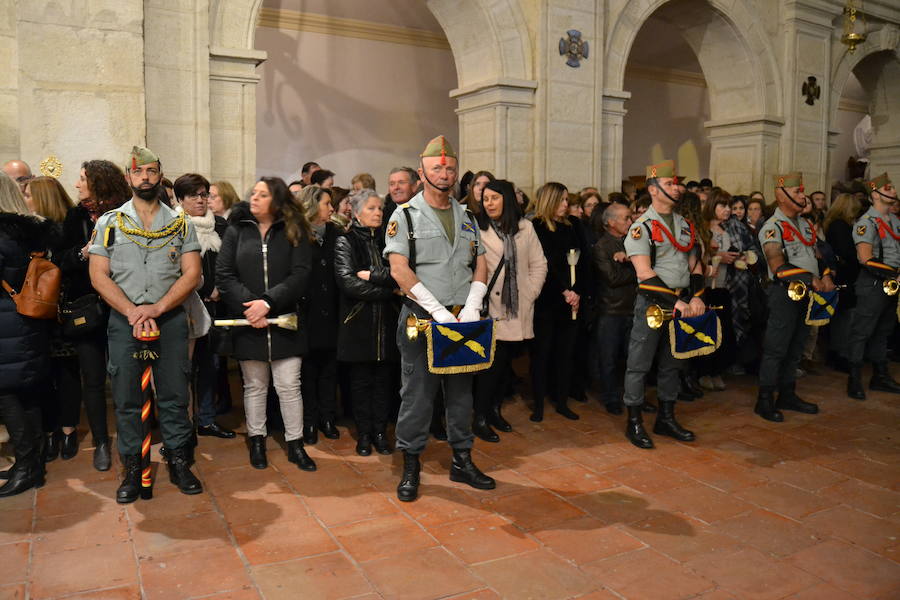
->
[[0, 136, 897, 504]]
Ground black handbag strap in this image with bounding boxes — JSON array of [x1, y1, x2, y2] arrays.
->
[[487, 256, 506, 295]]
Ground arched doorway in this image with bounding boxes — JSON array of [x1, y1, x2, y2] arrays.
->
[[605, 0, 782, 194]]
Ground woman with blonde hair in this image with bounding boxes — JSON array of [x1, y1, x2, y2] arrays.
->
[[296, 184, 341, 443], [824, 193, 863, 371], [529, 181, 589, 421], [209, 180, 239, 219]]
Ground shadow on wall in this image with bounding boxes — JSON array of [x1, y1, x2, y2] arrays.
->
[[256, 24, 458, 184]]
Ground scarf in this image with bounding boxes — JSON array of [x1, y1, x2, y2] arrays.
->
[[491, 220, 519, 317], [313, 222, 327, 245], [78, 197, 120, 221], [184, 208, 221, 255]]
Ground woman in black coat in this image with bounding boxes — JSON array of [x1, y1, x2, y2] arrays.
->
[[334, 189, 399, 456], [216, 177, 315, 471], [530, 182, 590, 422], [297, 185, 341, 444], [824, 193, 863, 370], [0, 175, 53, 496]]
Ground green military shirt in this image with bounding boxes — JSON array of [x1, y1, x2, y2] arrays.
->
[[624, 205, 693, 289], [89, 199, 200, 305], [758, 207, 819, 278], [383, 192, 483, 306], [853, 206, 900, 268]]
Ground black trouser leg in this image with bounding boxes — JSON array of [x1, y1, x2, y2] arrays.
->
[[0, 391, 41, 461], [302, 351, 339, 424], [351, 362, 375, 435], [474, 341, 512, 416], [57, 356, 83, 428], [75, 333, 109, 442]]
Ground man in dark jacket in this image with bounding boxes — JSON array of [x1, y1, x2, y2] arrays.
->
[[593, 203, 639, 415]]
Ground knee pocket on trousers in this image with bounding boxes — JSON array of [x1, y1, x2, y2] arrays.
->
[[106, 363, 119, 377], [401, 362, 415, 376]]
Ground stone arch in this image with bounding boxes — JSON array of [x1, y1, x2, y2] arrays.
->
[[209, 0, 265, 51], [607, 0, 782, 121]]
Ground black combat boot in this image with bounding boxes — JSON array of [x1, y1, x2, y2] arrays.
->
[[870, 362, 900, 394], [287, 439, 317, 471], [472, 414, 499, 443], [653, 402, 695, 441], [847, 364, 866, 400], [165, 446, 203, 495], [488, 402, 512, 432], [625, 405, 654, 449], [248, 435, 267, 469], [116, 454, 143, 504], [754, 386, 784, 422], [449, 449, 496, 490], [776, 383, 819, 414], [397, 451, 420, 502]]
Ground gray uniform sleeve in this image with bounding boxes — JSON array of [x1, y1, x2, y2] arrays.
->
[[181, 218, 201, 254], [852, 217, 877, 246], [87, 213, 113, 258], [624, 222, 651, 257], [758, 220, 783, 248], [383, 208, 410, 259]]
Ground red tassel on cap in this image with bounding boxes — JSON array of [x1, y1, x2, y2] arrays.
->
[[440, 138, 446, 165], [798, 185, 804, 193], [132, 155, 137, 170]]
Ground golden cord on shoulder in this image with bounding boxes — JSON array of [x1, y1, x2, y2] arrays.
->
[[115, 212, 188, 249]]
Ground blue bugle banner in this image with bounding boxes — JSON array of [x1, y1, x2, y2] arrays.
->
[[668, 310, 722, 359], [425, 318, 496, 374]]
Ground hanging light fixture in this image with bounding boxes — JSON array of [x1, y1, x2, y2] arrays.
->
[[841, 0, 867, 53]]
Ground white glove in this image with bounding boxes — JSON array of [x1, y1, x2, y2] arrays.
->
[[457, 281, 488, 323], [410, 282, 457, 323]]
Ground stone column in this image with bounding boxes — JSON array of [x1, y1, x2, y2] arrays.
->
[[208, 47, 266, 193], [779, 1, 836, 192], [0, 1, 19, 162], [451, 78, 537, 194], [599, 91, 630, 196], [144, 0, 211, 178], [706, 117, 784, 195]]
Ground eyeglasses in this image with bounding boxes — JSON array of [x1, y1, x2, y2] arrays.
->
[[186, 192, 210, 200]]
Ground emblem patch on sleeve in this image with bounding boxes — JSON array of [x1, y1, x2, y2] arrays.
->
[[630, 227, 642, 240], [857, 225, 867, 236], [765, 229, 776, 240], [387, 221, 398, 238]]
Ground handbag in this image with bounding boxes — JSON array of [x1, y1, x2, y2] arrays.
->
[[59, 293, 105, 337]]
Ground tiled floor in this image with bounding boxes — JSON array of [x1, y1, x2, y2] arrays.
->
[[2, 366, 899, 599]]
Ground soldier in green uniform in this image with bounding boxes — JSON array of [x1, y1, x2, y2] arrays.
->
[[89, 146, 204, 503], [756, 172, 835, 421], [847, 172, 900, 399], [384, 135, 495, 502], [622, 160, 706, 449]]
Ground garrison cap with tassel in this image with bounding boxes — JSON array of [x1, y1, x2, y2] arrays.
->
[[128, 146, 160, 171], [868, 172, 891, 191], [774, 172, 803, 188], [421, 135, 457, 165], [646, 159, 676, 180]]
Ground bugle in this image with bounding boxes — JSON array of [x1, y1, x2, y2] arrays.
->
[[787, 280, 808, 301], [645, 304, 723, 330], [884, 279, 899, 296], [405, 313, 432, 341]]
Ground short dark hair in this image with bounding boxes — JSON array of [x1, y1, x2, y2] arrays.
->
[[301, 162, 319, 175], [173, 173, 210, 200], [687, 181, 700, 190], [288, 180, 304, 188], [476, 179, 521, 235], [635, 193, 651, 210], [699, 178, 713, 187], [310, 169, 334, 186]]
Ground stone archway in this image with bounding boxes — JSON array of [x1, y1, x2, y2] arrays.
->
[[829, 25, 900, 183], [603, 0, 783, 193]]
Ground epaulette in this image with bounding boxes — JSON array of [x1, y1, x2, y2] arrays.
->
[[398, 202, 411, 210]]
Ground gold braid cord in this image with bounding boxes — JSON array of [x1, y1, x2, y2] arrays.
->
[[115, 212, 187, 250]]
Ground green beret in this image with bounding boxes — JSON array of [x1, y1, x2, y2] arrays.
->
[[128, 145, 159, 171], [421, 135, 457, 162], [868, 172, 891, 191], [774, 172, 803, 188], [646, 160, 675, 179]]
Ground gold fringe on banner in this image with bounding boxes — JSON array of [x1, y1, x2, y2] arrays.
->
[[669, 315, 722, 359]]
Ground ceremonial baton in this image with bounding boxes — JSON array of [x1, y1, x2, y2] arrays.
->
[[213, 313, 298, 331], [134, 328, 161, 500]]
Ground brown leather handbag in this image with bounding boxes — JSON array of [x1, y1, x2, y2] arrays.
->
[[1, 252, 61, 319]]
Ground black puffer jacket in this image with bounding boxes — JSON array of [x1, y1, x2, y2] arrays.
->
[[0, 213, 52, 391], [216, 203, 312, 361], [334, 223, 399, 363], [301, 222, 339, 351]]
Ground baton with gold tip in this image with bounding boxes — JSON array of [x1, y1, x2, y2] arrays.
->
[[213, 313, 298, 330]]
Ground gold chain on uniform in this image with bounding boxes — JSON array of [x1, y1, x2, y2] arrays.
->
[[115, 211, 187, 249]]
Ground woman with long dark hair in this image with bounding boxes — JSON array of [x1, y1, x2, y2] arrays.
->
[[216, 176, 315, 471], [463, 170, 495, 215], [530, 182, 589, 421], [472, 180, 546, 440]]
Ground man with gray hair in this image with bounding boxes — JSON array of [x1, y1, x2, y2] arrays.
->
[[593, 202, 649, 416], [383, 167, 420, 225]]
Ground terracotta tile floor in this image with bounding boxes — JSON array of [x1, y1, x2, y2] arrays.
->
[[2, 366, 900, 599]]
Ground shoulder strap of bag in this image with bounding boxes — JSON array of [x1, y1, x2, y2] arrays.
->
[[402, 206, 416, 272], [486, 256, 506, 295]]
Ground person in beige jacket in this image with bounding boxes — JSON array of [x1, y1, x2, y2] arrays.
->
[[472, 180, 547, 441]]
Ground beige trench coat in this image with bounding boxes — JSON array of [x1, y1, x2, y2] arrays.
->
[[481, 219, 548, 341]]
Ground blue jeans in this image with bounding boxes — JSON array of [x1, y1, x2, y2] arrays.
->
[[595, 313, 631, 405]]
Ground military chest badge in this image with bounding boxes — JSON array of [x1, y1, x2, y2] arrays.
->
[[857, 225, 867, 236], [630, 227, 642, 240], [765, 229, 776, 240], [461, 220, 476, 234], [387, 221, 398, 238], [169, 246, 179, 263]]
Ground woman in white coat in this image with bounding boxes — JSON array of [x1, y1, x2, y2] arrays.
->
[[472, 180, 547, 441]]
